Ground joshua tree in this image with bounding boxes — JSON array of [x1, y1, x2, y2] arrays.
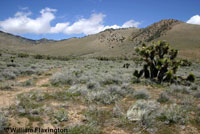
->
[[133, 41, 195, 83]]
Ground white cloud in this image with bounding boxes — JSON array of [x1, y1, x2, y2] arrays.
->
[[64, 13, 106, 35], [0, 8, 141, 35], [187, 15, 200, 25], [64, 14, 141, 35], [50, 22, 69, 33], [122, 20, 140, 28], [0, 8, 58, 34]]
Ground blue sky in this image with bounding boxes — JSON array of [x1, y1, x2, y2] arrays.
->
[[0, 0, 200, 40]]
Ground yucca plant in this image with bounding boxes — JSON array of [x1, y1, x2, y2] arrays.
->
[[133, 41, 195, 83]]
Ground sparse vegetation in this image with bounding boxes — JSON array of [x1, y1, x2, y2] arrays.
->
[[0, 50, 199, 134]]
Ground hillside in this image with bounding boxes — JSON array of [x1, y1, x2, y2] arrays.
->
[[0, 19, 200, 60]]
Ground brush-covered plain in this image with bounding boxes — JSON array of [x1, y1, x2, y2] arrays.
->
[[0, 51, 200, 134]]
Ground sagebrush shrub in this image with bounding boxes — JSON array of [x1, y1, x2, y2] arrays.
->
[[158, 104, 186, 125], [127, 100, 160, 127], [133, 89, 150, 100], [157, 92, 170, 103]]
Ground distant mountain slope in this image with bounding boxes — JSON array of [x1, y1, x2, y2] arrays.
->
[[129, 19, 183, 45], [26, 27, 139, 57], [0, 19, 200, 60], [0, 31, 56, 46], [157, 23, 200, 60]]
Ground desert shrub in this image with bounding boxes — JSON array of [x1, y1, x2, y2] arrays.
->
[[84, 106, 112, 126], [168, 84, 182, 94], [17, 53, 29, 58], [132, 89, 150, 100], [50, 69, 84, 86], [54, 108, 68, 122], [133, 41, 195, 83], [68, 124, 101, 134], [21, 79, 35, 87], [196, 117, 200, 125], [0, 82, 13, 90], [1, 71, 16, 80], [33, 54, 45, 59], [68, 85, 88, 96], [15, 91, 48, 116], [96, 56, 115, 61], [113, 102, 125, 117], [50, 72, 74, 86], [157, 92, 170, 103], [106, 85, 126, 97], [100, 75, 122, 85], [190, 84, 198, 90], [86, 80, 100, 91], [0, 112, 8, 133], [21, 68, 36, 75], [87, 90, 118, 104], [52, 90, 80, 101], [0, 53, 2, 56], [193, 90, 200, 98], [182, 86, 191, 94], [7, 63, 18, 67], [56, 56, 70, 61], [169, 85, 191, 94], [179, 96, 194, 112], [126, 100, 160, 127], [187, 73, 195, 82], [121, 83, 135, 93], [158, 104, 186, 125], [180, 59, 192, 66]]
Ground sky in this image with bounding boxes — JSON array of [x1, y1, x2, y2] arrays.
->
[[0, 0, 199, 40]]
